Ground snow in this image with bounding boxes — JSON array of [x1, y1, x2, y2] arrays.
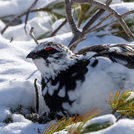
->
[[0, 107, 11, 122], [0, 0, 55, 17], [0, 0, 134, 134], [83, 114, 116, 127], [54, 115, 134, 134], [89, 118, 134, 134], [0, 121, 45, 134]]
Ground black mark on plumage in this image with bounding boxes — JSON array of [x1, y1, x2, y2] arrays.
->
[[76, 45, 109, 55], [110, 44, 134, 52], [77, 44, 134, 69], [110, 51, 134, 69], [42, 59, 89, 114], [93, 51, 117, 62], [91, 59, 98, 67]]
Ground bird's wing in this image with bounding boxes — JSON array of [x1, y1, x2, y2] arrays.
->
[[77, 43, 134, 69], [77, 44, 134, 91]]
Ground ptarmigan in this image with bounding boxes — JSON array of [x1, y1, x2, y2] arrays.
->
[[27, 42, 134, 117]]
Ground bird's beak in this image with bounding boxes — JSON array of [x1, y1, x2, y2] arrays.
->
[[26, 51, 38, 59]]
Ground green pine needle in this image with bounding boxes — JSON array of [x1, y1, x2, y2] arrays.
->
[[106, 90, 134, 116], [42, 109, 102, 134], [81, 121, 113, 133]]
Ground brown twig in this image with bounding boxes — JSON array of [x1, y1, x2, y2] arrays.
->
[[34, 79, 39, 113], [111, 109, 116, 115], [82, 0, 112, 32], [24, 0, 38, 34], [1, 8, 49, 35], [65, 0, 83, 51], [66, 0, 134, 51], [29, 27, 39, 45], [65, 0, 82, 36], [67, 0, 112, 51], [2, 7, 134, 36], [50, 18, 67, 37], [122, 10, 134, 17], [10, 37, 13, 43], [1, 11, 27, 34], [116, 114, 126, 122], [86, 13, 113, 33], [87, 9, 134, 34], [68, 37, 86, 52], [72, 0, 134, 40]]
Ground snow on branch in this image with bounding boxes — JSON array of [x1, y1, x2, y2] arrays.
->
[[65, 0, 134, 51]]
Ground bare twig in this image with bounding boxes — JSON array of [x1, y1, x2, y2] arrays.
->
[[67, 0, 113, 51], [10, 37, 13, 43], [122, 10, 134, 17], [68, 37, 86, 51], [65, 0, 83, 51], [34, 79, 39, 113], [72, 0, 134, 40], [1, 8, 49, 35], [2, 7, 134, 36], [65, 0, 82, 36], [1, 11, 27, 34], [29, 27, 39, 45], [111, 109, 116, 115], [87, 9, 134, 34], [86, 13, 112, 33], [82, 0, 112, 32], [97, 33, 110, 37], [24, 0, 38, 34], [50, 18, 67, 37], [116, 114, 126, 122], [66, 0, 134, 51]]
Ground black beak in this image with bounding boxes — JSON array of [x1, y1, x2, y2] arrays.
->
[[26, 51, 38, 59]]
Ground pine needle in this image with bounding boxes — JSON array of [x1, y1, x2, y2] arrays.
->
[[42, 108, 102, 134], [106, 90, 134, 117]]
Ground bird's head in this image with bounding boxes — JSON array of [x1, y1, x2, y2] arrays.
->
[[27, 42, 77, 79]]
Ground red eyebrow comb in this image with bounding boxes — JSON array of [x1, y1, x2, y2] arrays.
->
[[45, 47, 54, 51]]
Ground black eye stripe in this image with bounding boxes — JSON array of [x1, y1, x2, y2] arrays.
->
[[36, 48, 60, 59], [37, 50, 48, 59], [48, 49, 59, 54]]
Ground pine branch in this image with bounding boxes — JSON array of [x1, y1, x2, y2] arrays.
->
[[116, 114, 126, 122]]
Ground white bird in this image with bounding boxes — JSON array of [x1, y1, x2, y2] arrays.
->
[[27, 42, 134, 117]]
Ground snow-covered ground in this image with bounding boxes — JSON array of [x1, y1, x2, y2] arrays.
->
[[0, 0, 134, 134]]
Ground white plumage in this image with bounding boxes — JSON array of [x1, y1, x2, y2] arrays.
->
[[27, 42, 134, 116]]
